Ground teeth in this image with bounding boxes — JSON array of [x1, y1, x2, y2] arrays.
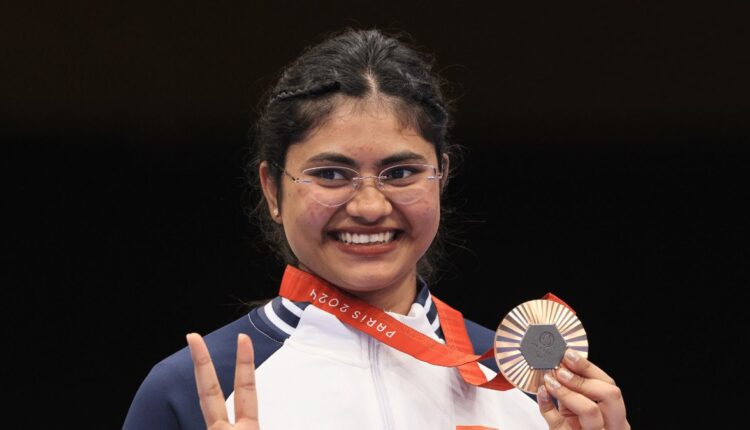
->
[[335, 231, 396, 245]]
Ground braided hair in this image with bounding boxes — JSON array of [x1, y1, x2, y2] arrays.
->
[[247, 29, 454, 281]]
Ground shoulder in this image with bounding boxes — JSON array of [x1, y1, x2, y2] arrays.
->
[[148, 314, 267, 389]]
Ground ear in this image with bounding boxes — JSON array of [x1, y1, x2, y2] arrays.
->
[[259, 161, 283, 224], [439, 153, 450, 192]]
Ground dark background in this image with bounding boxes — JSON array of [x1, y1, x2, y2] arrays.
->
[[4, 1, 748, 427]]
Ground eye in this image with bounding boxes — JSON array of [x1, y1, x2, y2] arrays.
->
[[314, 168, 347, 181], [303, 166, 356, 187], [384, 166, 414, 180], [382, 165, 428, 184]]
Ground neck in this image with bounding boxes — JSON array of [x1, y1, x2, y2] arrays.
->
[[347, 276, 417, 315], [296, 264, 417, 315]]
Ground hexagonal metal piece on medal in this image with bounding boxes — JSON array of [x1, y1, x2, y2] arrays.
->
[[494, 299, 589, 394]]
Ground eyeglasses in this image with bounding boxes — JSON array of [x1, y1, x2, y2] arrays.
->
[[276, 163, 443, 207]]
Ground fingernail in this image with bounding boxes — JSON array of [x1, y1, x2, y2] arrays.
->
[[565, 349, 580, 363], [557, 368, 573, 381], [544, 373, 561, 390], [537, 385, 549, 402]]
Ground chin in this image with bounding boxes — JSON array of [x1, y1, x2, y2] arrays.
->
[[325, 262, 415, 293]]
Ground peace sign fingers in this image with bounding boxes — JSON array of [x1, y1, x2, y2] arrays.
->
[[187, 333, 261, 429]]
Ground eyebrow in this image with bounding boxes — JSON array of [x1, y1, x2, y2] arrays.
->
[[379, 151, 428, 166], [306, 151, 427, 167], [307, 152, 357, 166]]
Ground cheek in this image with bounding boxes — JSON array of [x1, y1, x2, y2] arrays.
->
[[412, 188, 442, 217], [407, 201, 441, 235], [303, 207, 333, 231], [282, 188, 335, 240]]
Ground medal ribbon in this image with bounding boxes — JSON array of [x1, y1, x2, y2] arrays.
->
[[278, 265, 574, 391]]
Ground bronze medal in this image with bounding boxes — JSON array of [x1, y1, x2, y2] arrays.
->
[[494, 299, 588, 394]]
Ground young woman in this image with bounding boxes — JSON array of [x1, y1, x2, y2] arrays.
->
[[124, 29, 629, 430]]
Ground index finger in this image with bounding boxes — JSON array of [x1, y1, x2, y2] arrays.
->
[[187, 333, 229, 427], [233, 333, 260, 428]]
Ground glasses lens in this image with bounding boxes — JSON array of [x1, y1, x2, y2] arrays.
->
[[380, 164, 439, 204], [302, 166, 358, 207]]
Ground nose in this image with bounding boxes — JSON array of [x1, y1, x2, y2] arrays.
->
[[345, 177, 392, 222]]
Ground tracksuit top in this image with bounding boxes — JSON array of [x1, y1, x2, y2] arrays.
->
[[124, 279, 547, 429]]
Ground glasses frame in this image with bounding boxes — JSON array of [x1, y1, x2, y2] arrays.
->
[[273, 162, 444, 207]]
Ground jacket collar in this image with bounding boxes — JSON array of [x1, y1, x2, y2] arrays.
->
[[248, 277, 444, 345]]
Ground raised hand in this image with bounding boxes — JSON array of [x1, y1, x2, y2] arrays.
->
[[187, 333, 260, 430], [537, 349, 629, 430]]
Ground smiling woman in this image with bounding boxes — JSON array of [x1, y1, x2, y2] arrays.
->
[[124, 29, 630, 430]]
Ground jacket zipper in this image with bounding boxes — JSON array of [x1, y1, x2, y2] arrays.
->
[[369, 337, 393, 429]]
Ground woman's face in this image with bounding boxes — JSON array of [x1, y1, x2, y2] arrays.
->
[[260, 99, 445, 297]]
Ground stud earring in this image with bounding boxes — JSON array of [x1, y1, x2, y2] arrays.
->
[[272, 208, 279, 217]]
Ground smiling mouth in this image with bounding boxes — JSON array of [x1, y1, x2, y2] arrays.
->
[[330, 230, 402, 245]]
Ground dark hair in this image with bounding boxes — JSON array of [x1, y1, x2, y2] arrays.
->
[[247, 28, 454, 281]]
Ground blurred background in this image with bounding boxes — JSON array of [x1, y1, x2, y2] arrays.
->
[[3, 1, 748, 427]]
